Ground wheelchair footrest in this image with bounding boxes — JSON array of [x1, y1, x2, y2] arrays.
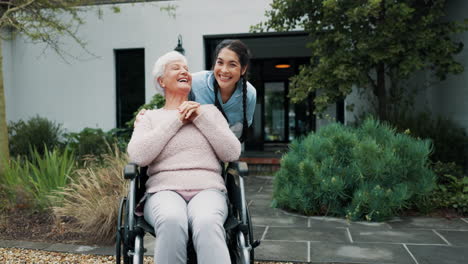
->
[[224, 215, 240, 231], [252, 240, 261, 248]]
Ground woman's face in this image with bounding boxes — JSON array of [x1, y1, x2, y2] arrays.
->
[[214, 47, 246, 91], [158, 60, 192, 96]]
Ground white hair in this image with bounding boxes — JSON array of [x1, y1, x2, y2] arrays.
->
[[152, 51, 188, 94]]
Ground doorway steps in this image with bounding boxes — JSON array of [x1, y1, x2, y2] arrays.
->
[[240, 144, 288, 175]]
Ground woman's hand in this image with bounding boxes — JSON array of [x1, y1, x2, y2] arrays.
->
[[178, 101, 201, 122], [134, 109, 147, 127]]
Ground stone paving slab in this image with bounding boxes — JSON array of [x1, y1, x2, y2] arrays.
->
[[387, 217, 468, 230], [255, 240, 308, 262], [349, 227, 447, 244], [144, 235, 155, 256], [253, 225, 267, 241], [251, 214, 308, 227], [407, 244, 468, 264], [309, 217, 350, 228], [349, 220, 392, 229], [248, 194, 274, 205], [0, 240, 50, 250], [309, 242, 415, 264], [43, 243, 99, 254], [436, 230, 468, 247], [265, 226, 350, 243]]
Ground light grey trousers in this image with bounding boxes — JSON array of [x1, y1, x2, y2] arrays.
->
[[143, 189, 231, 264]]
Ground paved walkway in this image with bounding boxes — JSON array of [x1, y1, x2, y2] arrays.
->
[[2, 175, 468, 263]]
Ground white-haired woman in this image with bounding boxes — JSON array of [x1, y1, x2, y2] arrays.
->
[[127, 51, 240, 264]]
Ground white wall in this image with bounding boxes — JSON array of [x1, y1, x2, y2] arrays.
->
[[5, 0, 468, 133], [3, 0, 272, 132]]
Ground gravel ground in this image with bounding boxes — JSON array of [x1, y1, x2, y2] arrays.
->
[[0, 248, 294, 264]]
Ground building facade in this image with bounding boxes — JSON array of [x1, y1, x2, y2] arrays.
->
[[3, 0, 468, 152]]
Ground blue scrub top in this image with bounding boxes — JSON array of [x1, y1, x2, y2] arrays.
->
[[191, 71, 257, 127]]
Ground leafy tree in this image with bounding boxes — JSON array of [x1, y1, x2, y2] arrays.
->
[[251, 0, 468, 120], [0, 0, 92, 173]]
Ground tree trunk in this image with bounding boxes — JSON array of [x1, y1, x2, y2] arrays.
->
[[0, 40, 10, 174], [376, 62, 388, 121]]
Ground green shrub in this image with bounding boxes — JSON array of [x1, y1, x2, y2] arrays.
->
[[390, 112, 468, 170], [106, 128, 131, 153], [0, 158, 34, 210], [429, 161, 468, 215], [64, 128, 117, 160], [1, 147, 76, 211], [273, 118, 436, 221], [8, 116, 64, 159]]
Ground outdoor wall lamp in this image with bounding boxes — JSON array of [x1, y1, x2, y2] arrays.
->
[[174, 34, 185, 55], [275, 60, 291, 69]]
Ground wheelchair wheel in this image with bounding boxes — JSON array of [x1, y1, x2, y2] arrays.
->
[[133, 235, 144, 264], [229, 208, 255, 264], [246, 207, 255, 264], [116, 197, 132, 264]]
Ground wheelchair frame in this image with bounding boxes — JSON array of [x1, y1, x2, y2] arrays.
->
[[115, 161, 260, 264]]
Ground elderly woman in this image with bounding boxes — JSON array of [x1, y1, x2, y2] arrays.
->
[[127, 51, 240, 264]]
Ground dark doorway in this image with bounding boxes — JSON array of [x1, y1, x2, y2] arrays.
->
[[248, 58, 315, 150], [115, 49, 145, 128]]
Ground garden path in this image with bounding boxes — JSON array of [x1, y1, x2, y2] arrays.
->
[[1, 175, 468, 263]]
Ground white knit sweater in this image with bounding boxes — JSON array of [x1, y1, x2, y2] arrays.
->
[[127, 104, 241, 193]]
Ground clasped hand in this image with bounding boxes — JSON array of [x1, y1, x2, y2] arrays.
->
[[177, 101, 201, 123]]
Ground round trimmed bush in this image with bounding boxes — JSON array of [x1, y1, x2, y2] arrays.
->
[[273, 118, 436, 221]]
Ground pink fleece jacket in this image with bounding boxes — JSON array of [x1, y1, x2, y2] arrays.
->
[[127, 104, 241, 194]]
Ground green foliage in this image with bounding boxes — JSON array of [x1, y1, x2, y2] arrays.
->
[[0, 1, 92, 58], [1, 147, 76, 211], [0, 0, 96, 171], [27, 147, 76, 209], [428, 162, 468, 214], [125, 93, 165, 129], [0, 157, 34, 210], [273, 118, 436, 221], [8, 116, 64, 160], [390, 112, 468, 169], [64, 128, 117, 160], [251, 0, 468, 118]]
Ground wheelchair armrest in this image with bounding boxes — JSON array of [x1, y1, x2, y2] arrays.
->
[[227, 161, 249, 177], [124, 163, 139, 180]]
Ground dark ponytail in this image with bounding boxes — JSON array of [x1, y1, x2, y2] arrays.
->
[[239, 77, 248, 142]]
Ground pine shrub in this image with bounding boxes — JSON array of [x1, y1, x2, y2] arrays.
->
[[273, 118, 436, 221]]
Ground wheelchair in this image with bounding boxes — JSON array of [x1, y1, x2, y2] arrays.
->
[[115, 161, 260, 264]]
